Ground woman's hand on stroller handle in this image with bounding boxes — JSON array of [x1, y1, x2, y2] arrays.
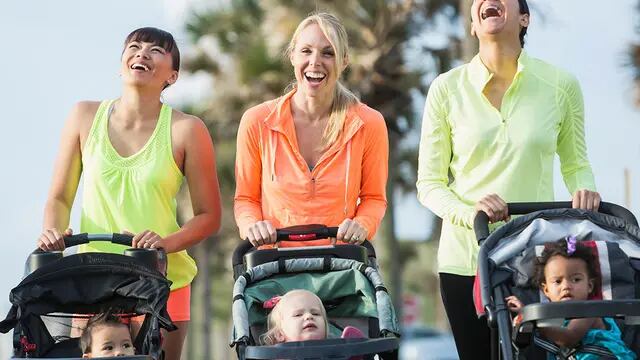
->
[[475, 193, 510, 224], [242, 224, 366, 247], [37, 227, 73, 251], [37, 232, 135, 251], [124, 229, 167, 251], [571, 189, 601, 212], [335, 218, 368, 245], [243, 220, 277, 247]]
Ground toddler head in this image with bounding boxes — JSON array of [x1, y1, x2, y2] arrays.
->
[[80, 312, 134, 358], [534, 236, 599, 302], [261, 289, 328, 345]]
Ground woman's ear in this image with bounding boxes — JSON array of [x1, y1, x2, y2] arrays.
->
[[520, 13, 530, 28], [342, 55, 349, 72], [82, 353, 91, 358], [166, 71, 179, 87]]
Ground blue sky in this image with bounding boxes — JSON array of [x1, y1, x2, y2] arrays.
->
[[1, 0, 639, 355]]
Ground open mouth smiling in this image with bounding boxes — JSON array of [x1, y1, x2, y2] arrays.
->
[[130, 63, 150, 71], [481, 5, 502, 20], [305, 71, 326, 83]]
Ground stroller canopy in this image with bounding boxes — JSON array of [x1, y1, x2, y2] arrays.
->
[[0, 252, 176, 359], [0, 252, 174, 331]]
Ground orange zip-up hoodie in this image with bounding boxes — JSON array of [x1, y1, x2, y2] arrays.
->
[[234, 89, 388, 247]]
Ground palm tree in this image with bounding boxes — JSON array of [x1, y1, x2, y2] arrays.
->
[[630, 1, 640, 106], [180, 0, 462, 357]]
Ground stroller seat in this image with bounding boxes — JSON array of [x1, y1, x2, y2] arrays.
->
[[0, 234, 176, 359], [43, 337, 81, 358], [473, 202, 640, 359], [230, 225, 400, 360]]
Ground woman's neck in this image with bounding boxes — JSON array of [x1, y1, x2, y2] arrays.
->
[[116, 87, 163, 124], [478, 41, 522, 83], [291, 87, 334, 123]]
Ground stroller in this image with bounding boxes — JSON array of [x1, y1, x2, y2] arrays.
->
[[230, 224, 400, 360], [474, 201, 640, 359], [0, 233, 176, 359]]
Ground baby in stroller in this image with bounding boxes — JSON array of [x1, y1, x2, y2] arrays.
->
[[261, 290, 328, 345], [230, 225, 399, 360], [473, 201, 640, 360], [505, 237, 636, 359], [261, 289, 366, 345], [0, 233, 176, 359], [80, 312, 135, 358]]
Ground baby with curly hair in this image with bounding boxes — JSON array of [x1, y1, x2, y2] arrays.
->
[[506, 237, 635, 359]]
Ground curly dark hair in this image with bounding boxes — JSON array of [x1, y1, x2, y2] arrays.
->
[[79, 312, 131, 354], [532, 238, 600, 295]]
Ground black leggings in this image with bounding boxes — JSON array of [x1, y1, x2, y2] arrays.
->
[[440, 273, 491, 360]]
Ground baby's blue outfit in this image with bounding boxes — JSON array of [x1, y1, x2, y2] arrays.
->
[[572, 318, 636, 360]]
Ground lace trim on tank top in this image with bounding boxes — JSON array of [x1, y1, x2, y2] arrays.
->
[[99, 101, 172, 169]]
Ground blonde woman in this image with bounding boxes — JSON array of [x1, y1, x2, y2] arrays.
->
[[234, 12, 389, 248]]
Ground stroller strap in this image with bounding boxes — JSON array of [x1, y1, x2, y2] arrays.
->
[[533, 335, 617, 359]]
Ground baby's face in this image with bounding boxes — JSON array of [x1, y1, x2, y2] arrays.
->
[[542, 255, 594, 302], [278, 292, 327, 342], [84, 324, 134, 358]]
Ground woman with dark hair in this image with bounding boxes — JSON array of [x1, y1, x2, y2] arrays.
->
[[37, 27, 222, 359], [417, 1, 600, 358]]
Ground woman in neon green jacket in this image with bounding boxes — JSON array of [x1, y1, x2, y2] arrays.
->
[[417, 1, 600, 359]]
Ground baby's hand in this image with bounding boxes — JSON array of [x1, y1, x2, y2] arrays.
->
[[505, 295, 524, 312]]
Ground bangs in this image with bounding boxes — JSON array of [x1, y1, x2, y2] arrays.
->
[[125, 27, 175, 52], [124, 27, 180, 71]]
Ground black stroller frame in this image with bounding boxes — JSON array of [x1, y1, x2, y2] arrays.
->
[[475, 202, 640, 359], [230, 225, 400, 360], [0, 233, 177, 360]]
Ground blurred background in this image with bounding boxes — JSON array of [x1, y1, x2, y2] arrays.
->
[[2, 0, 640, 358]]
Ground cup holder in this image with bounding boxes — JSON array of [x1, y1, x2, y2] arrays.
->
[[25, 251, 63, 275], [123, 248, 167, 275]]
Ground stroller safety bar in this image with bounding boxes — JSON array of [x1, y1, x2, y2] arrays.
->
[[243, 337, 399, 360], [516, 299, 640, 332]]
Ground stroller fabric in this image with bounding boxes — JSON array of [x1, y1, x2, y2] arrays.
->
[[0, 252, 175, 358], [474, 208, 640, 359], [232, 257, 399, 346], [244, 269, 378, 335]]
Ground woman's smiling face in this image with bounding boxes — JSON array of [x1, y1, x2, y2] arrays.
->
[[290, 23, 340, 98], [120, 40, 177, 90], [470, 0, 529, 43]]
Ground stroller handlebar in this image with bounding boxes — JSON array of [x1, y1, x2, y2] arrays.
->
[[275, 224, 339, 241], [232, 224, 375, 267], [474, 201, 638, 244], [62, 233, 134, 248]]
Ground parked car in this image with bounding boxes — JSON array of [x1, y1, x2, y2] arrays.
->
[[399, 326, 458, 360]]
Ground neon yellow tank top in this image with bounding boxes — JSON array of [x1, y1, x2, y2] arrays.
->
[[79, 100, 197, 290]]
